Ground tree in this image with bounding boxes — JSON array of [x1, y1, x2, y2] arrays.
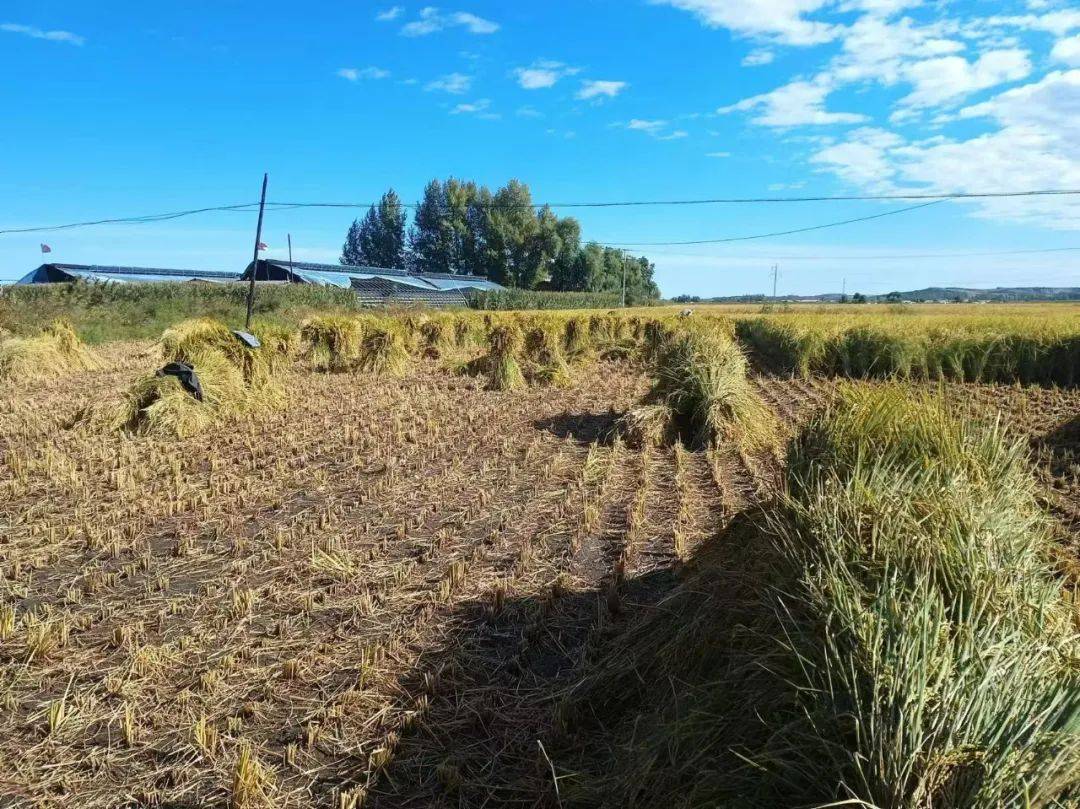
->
[[340, 189, 407, 269], [408, 180, 454, 274], [852, 292, 867, 303], [885, 291, 903, 302]]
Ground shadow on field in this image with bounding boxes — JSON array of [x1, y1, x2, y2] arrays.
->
[[1042, 412, 1080, 479], [355, 507, 771, 809], [533, 410, 621, 445]]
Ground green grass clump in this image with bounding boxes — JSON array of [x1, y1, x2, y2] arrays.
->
[[651, 327, 779, 451], [560, 387, 1080, 808]]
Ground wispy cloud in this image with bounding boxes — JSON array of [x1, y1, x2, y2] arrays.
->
[[1, 22, 84, 46], [513, 59, 580, 89], [624, 118, 687, 139], [576, 80, 628, 101], [401, 8, 499, 36], [717, 78, 867, 126], [742, 49, 775, 66], [516, 105, 545, 118], [376, 6, 404, 21], [451, 98, 499, 118], [706, 151, 732, 157], [337, 66, 391, 81], [426, 72, 473, 94]]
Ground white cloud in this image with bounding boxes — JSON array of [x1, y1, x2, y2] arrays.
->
[[576, 80, 628, 100], [706, 151, 732, 157], [978, 11, 1080, 38], [376, 6, 404, 21], [719, 79, 867, 126], [811, 127, 903, 188], [741, 49, 775, 67], [1, 22, 84, 45], [625, 119, 689, 139], [337, 66, 391, 81], [651, 0, 837, 45], [451, 98, 498, 118], [516, 105, 544, 118], [401, 7, 499, 36], [513, 60, 580, 90], [425, 72, 472, 94], [896, 48, 1031, 110], [627, 119, 669, 135], [811, 73, 1080, 228], [1052, 34, 1080, 66]]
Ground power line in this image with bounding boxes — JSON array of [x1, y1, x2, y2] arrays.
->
[[603, 200, 944, 246], [629, 245, 1080, 260], [2, 188, 1079, 236]]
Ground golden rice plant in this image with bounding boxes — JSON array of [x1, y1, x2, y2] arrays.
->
[[357, 324, 409, 376], [299, 315, 365, 372], [0, 320, 98, 381], [112, 349, 248, 437], [652, 326, 779, 451]]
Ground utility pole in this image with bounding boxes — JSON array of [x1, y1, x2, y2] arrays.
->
[[288, 233, 294, 281], [771, 263, 779, 300], [244, 173, 269, 331]]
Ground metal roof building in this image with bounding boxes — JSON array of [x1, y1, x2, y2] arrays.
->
[[242, 260, 503, 307], [17, 263, 242, 284]]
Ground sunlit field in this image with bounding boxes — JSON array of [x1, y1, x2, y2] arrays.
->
[[1, 304, 1077, 807]]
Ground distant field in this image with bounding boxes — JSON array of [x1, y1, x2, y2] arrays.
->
[[1, 307, 1077, 807]]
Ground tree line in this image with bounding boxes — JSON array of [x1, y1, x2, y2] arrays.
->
[[340, 178, 660, 302]]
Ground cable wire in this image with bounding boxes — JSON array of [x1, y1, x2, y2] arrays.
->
[[603, 200, 944, 246], [3, 188, 1079, 236]]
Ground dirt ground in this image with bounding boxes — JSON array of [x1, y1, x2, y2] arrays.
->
[[0, 348, 1076, 808]]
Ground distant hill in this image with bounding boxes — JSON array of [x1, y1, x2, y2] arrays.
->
[[671, 286, 1080, 304]]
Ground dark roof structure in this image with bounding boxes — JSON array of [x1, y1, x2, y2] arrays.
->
[[17, 263, 241, 285], [242, 259, 503, 307]]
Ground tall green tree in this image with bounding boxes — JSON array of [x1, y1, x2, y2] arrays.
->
[[408, 179, 454, 274], [340, 189, 407, 269]]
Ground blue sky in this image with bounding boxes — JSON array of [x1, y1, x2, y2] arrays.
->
[[1, 0, 1078, 296]]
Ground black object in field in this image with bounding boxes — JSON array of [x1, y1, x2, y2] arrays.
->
[[157, 362, 204, 402]]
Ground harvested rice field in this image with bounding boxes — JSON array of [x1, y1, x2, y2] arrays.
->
[[0, 308, 1077, 808]]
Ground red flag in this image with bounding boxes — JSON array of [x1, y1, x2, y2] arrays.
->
[[40, 243, 52, 254], [257, 242, 269, 251]]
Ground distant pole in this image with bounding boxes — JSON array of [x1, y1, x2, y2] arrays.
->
[[621, 261, 627, 307], [288, 233, 294, 280], [244, 173, 269, 331], [842, 277, 847, 298], [771, 264, 779, 300]]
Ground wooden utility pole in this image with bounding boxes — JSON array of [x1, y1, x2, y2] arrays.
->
[[244, 173, 269, 331], [771, 263, 779, 300], [288, 233, 294, 280]]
